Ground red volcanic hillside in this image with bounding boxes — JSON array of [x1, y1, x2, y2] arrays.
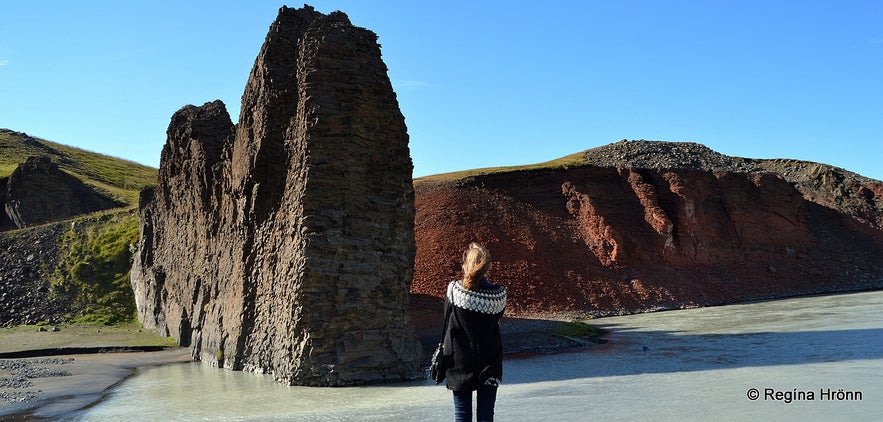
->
[[411, 140, 883, 317]]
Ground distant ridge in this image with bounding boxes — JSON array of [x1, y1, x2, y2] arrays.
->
[[0, 128, 157, 207], [581, 140, 878, 184], [420, 139, 879, 186], [418, 139, 883, 232]]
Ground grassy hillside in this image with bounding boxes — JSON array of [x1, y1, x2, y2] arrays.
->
[[415, 151, 588, 182], [50, 211, 141, 325], [1, 128, 157, 327], [0, 128, 157, 206]]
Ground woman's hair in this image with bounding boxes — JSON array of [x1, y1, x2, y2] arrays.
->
[[461, 242, 492, 291]]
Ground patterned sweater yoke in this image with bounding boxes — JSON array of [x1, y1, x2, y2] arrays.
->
[[448, 280, 507, 315]]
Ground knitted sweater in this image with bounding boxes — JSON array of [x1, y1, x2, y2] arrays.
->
[[442, 278, 507, 392]]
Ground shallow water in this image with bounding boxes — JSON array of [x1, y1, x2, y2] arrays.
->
[[77, 290, 883, 421]]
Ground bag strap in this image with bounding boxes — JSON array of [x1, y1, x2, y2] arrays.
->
[[439, 281, 454, 343]]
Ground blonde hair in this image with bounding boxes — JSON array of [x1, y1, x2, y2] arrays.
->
[[461, 242, 492, 291]]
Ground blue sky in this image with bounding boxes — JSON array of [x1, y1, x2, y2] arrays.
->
[[1, 1, 881, 180]]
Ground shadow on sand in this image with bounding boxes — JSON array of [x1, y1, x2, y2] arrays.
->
[[505, 326, 883, 384]]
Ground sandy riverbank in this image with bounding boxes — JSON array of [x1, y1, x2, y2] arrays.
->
[[0, 324, 188, 419], [0, 348, 192, 420], [0, 317, 603, 419]]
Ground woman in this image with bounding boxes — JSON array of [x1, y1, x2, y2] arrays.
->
[[442, 242, 507, 422]]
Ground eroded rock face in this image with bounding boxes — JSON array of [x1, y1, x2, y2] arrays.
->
[[1, 156, 120, 230], [131, 5, 422, 386], [412, 141, 883, 316]]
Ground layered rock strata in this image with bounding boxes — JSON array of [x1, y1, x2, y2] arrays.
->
[[412, 141, 883, 316], [131, 6, 422, 385]]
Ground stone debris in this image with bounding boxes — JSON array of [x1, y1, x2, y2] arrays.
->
[[0, 224, 68, 327], [0, 358, 74, 405]]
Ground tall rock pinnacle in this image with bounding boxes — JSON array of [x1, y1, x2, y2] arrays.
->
[[131, 5, 422, 385]]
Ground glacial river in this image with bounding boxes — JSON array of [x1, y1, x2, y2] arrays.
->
[[76, 290, 883, 421]]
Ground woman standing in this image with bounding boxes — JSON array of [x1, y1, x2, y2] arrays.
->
[[443, 242, 507, 422]]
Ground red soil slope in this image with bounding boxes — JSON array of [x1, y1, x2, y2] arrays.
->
[[411, 143, 883, 317]]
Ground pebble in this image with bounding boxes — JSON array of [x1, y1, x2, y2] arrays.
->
[[0, 391, 42, 404], [0, 376, 32, 388], [0, 358, 74, 405]]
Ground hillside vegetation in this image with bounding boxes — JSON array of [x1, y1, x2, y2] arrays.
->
[[415, 152, 587, 182], [51, 211, 142, 325], [0, 128, 157, 206], [1, 128, 157, 327]]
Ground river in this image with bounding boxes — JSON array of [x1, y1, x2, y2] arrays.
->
[[75, 290, 883, 421]]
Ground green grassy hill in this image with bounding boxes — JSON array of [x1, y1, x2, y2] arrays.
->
[[414, 152, 587, 182], [1, 128, 158, 327], [0, 128, 157, 206]]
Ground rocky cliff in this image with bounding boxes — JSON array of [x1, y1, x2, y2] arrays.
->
[[131, 6, 422, 386], [412, 140, 883, 316], [1, 156, 121, 231]]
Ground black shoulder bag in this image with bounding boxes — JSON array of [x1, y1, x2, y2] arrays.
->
[[429, 290, 452, 384]]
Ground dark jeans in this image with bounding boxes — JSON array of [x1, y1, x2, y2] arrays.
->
[[452, 384, 498, 422]]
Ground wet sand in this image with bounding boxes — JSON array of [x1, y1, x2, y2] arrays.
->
[[7, 290, 883, 420], [0, 317, 597, 419], [77, 291, 883, 421], [0, 348, 191, 419]]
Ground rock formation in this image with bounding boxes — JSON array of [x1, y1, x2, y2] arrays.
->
[[412, 140, 883, 316], [131, 6, 422, 386], [1, 156, 120, 231]]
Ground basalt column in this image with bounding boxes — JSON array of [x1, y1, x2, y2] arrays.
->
[[131, 5, 423, 386]]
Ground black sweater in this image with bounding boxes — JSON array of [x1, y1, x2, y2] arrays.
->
[[442, 278, 507, 392]]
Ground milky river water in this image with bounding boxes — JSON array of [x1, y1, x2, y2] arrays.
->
[[75, 290, 883, 421]]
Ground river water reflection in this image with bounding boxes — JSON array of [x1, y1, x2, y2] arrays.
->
[[77, 290, 883, 421]]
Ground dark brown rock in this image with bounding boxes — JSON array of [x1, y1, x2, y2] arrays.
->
[[132, 5, 421, 386], [2, 156, 120, 230], [0, 178, 9, 230]]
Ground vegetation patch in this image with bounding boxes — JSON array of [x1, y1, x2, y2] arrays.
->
[[0, 163, 17, 178], [1, 129, 155, 329], [51, 211, 141, 325], [0, 324, 178, 354], [0, 129, 156, 206], [554, 320, 607, 344], [415, 152, 587, 182]]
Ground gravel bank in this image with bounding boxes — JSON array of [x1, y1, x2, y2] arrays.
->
[[0, 349, 191, 419]]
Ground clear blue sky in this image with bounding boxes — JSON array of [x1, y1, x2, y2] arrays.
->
[[2, 1, 881, 180]]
